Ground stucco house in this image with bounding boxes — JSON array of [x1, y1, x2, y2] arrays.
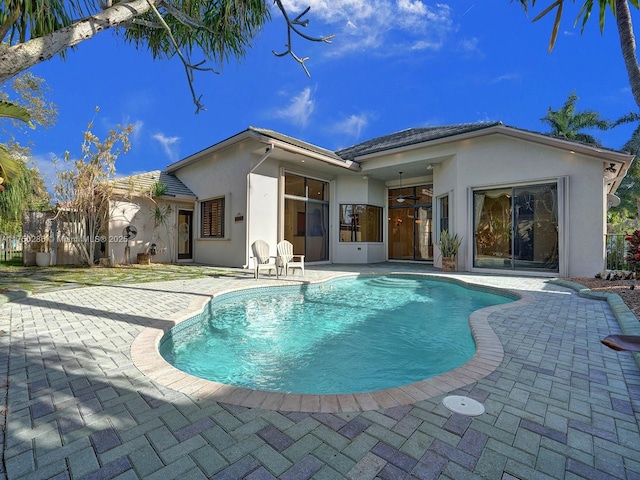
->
[[107, 121, 634, 277]]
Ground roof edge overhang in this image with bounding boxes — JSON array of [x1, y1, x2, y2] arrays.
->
[[166, 128, 361, 173], [259, 136, 361, 172], [348, 124, 634, 165]]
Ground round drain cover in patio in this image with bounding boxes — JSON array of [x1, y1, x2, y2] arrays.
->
[[442, 395, 485, 416]]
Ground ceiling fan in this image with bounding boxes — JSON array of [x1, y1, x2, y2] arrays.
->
[[395, 171, 421, 203]]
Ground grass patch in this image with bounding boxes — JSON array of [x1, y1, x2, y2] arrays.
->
[[0, 263, 234, 296], [0, 257, 23, 267]]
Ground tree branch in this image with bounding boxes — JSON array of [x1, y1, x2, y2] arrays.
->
[[0, 0, 334, 112], [145, 0, 218, 114], [271, 0, 334, 77], [0, 0, 158, 84]]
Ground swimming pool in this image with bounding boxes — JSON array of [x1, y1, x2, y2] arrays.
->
[[159, 275, 514, 395]]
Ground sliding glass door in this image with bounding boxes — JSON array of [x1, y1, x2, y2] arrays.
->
[[473, 183, 558, 272], [388, 185, 433, 261]]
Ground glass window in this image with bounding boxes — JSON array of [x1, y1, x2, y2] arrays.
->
[[439, 195, 449, 233], [284, 173, 306, 197], [201, 197, 224, 238], [339, 205, 383, 242], [308, 178, 329, 201], [284, 172, 330, 261]]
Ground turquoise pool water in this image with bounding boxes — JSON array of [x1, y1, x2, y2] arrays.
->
[[159, 275, 513, 395]]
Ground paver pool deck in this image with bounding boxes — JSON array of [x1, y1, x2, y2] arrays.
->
[[0, 263, 639, 479]]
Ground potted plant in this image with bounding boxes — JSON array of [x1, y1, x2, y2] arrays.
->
[[436, 229, 462, 272]]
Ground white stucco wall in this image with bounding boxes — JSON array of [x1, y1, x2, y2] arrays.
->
[[109, 198, 190, 265], [247, 171, 279, 266], [109, 199, 151, 264], [433, 134, 606, 277], [172, 142, 253, 267]]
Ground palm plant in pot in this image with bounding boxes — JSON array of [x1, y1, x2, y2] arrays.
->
[[436, 229, 462, 271]]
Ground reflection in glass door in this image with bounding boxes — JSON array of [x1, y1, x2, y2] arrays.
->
[[388, 185, 433, 261], [177, 210, 193, 260], [473, 183, 558, 271]]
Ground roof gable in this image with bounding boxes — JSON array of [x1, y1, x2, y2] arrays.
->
[[336, 122, 502, 159]]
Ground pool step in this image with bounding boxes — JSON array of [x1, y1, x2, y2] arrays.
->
[[365, 276, 422, 288]]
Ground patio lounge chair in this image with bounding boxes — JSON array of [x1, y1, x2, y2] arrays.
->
[[277, 240, 305, 277], [601, 334, 640, 352], [251, 240, 279, 280]]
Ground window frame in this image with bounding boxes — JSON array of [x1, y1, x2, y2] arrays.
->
[[339, 204, 383, 243], [200, 196, 225, 239], [438, 194, 450, 238], [471, 181, 560, 272]]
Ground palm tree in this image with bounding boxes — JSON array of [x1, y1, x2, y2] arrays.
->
[[516, 0, 640, 112], [541, 91, 610, 145], [608, 114, 640, 221], [0, 99, 33, 191], [0, 1, 332, 113]]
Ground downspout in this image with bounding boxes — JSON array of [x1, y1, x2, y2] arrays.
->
[[245, 144, 275, 267]]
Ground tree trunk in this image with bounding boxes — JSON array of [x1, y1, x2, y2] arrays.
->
[[0, 0, 158, 84], [615, 0, 640, 111]]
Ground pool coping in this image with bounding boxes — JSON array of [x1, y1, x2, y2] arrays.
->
[[131, 273, 535, 413]]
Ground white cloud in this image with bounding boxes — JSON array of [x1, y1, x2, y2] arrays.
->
[[398, 0, 428, 16], [279, 0, 455, 56], [458, 37, 482, 56], [333, 113, 370, 138], [411, 39, 444, 51], [490, 72, 521, 84], [152, 133, 180, 162], [274, 87, 315, 127]]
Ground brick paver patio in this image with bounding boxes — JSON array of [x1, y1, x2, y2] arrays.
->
[[0, 264, 638, 479]]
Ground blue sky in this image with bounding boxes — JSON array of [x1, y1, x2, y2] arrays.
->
[[13, 0, 640, 183]]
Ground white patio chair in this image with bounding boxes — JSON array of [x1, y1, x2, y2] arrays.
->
[[277, 240, 305, 277], [251, 240, 279, 279]]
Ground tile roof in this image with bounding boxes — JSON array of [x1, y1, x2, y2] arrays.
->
[[111, 170, 196, 199], [335, 121, 504, 159]]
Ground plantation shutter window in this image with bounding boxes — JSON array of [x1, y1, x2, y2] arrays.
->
[[201, 197, 224, 238]]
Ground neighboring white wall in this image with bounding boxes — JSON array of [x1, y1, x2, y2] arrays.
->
[[109, 199, 153, 264], [109, 198, 190, 264]]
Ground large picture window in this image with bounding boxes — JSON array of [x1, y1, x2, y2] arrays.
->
[[201, 197, 224, 238], [340, 205, 383, 242]]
